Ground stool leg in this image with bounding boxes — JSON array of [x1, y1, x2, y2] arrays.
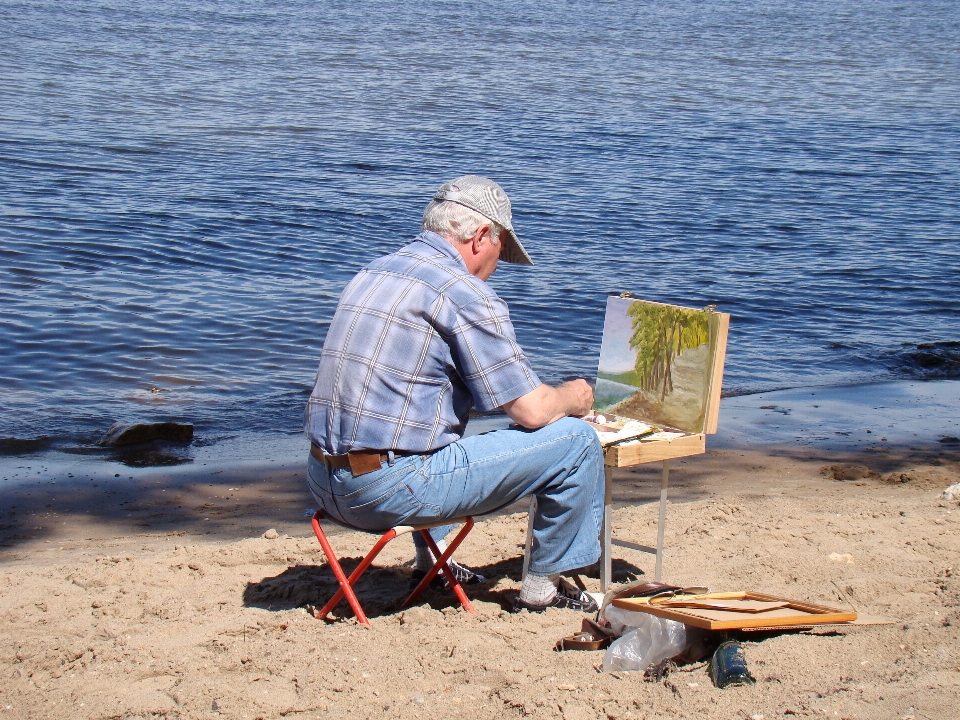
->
[[403, 518, 476, 614], [311, 511, 396, 625]]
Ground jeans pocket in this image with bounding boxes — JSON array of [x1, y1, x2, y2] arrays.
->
[[333, 457, 417, 502], [339, 481, 424, 530], [424, 442, 467, 475], [418, 444, 466, 512]]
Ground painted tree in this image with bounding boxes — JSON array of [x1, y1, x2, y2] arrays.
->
[[627, 302, 709, 401]]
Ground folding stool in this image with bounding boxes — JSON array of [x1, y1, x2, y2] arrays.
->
[[309, 510, 477, 626]]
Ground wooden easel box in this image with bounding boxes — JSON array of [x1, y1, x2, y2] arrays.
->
[[588, 301, 731, 468]]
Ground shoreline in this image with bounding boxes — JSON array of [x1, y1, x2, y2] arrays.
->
[[714, 378, 960, 450], [1, 378, 958, 554], [2, 376, 956, 480]]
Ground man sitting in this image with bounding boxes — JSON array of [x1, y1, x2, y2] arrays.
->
[[304, 175, 604, 611]]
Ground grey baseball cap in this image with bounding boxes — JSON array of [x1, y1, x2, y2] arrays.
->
[[433, 175, 533, 266]]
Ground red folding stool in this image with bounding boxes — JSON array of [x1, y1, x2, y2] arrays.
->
[[309, 510, 477, 626]]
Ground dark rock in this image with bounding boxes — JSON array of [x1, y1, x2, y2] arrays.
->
[[97, 422, 193, 447], [939, 436, 960, 445], [883, 341, 960, 380]]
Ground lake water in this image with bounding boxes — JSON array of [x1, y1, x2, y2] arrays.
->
[[2, 0, 959, 453]]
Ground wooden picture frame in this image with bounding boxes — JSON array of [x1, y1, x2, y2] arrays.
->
[[612, 591, 858, 631]]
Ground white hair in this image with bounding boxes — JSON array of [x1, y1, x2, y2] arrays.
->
[[422, 200, 501, 243]]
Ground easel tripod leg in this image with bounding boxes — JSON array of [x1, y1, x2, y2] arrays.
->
[[655, 459, 670, 582], [600, 464, 613, 591]]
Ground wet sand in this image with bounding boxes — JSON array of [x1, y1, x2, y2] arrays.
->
[[1, 381, 959, 719]]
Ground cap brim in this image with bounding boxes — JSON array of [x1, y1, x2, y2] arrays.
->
[[501, 227, 533, 266]]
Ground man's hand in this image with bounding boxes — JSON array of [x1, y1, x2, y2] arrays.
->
[[501, 379, 595, 430]]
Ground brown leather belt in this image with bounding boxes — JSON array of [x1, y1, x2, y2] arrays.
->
[[310, 443, 419, 477]]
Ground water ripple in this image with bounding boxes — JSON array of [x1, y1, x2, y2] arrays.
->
[[1, 0, 958, 446]]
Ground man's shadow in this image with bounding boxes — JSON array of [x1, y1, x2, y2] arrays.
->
[[242, 556, 646, 620]]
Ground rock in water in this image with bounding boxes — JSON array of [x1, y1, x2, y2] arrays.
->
[[97, 422, 193, 446]]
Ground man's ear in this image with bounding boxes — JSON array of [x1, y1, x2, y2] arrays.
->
[[469, 223, 491, 253]]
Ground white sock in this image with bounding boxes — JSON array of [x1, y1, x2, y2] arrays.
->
[[415, 539, 447, 571], [519, 572, 561, 605]]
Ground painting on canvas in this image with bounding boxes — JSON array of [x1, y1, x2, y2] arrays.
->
[[594, 296, 722, 434]]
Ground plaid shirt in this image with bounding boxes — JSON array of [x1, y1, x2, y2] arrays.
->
[[305, 231, 541, 454]]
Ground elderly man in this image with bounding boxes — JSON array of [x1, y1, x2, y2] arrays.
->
[[304, 175, 604, 612]]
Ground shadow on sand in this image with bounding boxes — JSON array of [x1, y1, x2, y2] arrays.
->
[[242, 555, 646, 622], [1, 440, 956, 553]]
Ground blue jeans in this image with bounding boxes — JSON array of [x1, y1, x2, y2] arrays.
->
[[306, 417, 604, 575]]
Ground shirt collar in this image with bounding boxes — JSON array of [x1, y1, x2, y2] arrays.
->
[[415, 230, 467, 269]]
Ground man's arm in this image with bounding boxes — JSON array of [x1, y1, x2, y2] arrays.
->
[[501, 379, 594, 430]]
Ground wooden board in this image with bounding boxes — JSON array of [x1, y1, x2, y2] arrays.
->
[[738, 614, 894, 632], [604, 432, 705, 467], [654, 599, 789, 612], [611, 591, 857, 630]]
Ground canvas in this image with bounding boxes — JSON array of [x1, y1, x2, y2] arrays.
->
[[594, 296, 726, 435]]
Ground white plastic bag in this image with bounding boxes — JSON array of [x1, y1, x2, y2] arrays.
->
[[601, 604, 691, 672], [603, 603, 662, 636]]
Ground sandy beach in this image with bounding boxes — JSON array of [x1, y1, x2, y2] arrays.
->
[[5, 1, 960, 716], [1, 382, 959, 719]]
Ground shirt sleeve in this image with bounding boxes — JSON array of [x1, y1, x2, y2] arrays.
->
[[447, 295, 542, 412]]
